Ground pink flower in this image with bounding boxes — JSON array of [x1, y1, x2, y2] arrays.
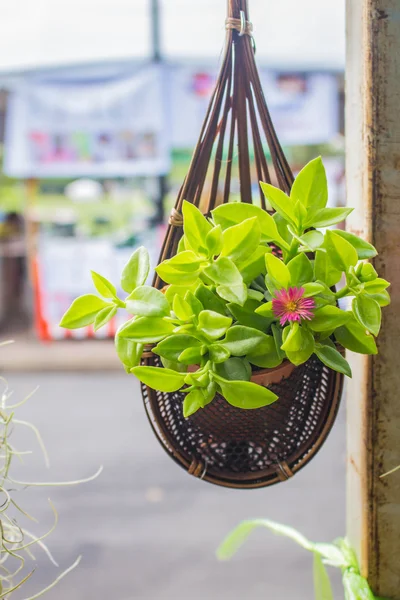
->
[[272, 286, 315, 327]]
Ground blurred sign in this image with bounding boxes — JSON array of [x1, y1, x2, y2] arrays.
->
[[169, 66, 339, 147], [34, 229, 163, 341], [4, 65, 170, 178]]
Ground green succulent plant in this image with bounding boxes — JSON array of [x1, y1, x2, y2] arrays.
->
[[60, 157, 390, 417]]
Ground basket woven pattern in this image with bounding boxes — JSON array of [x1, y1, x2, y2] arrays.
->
[[140, 0, 344, 488], [141, 354, 343, 488]]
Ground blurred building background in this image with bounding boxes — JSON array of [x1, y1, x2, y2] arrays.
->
[[0, 0, 345, 352], [0, 3, 347, 599]]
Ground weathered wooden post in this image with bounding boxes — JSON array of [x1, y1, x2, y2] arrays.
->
[[346, 1, 400, 597]]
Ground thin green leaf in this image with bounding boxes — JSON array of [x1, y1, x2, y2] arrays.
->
[[313, 553, 334, 600], [118, 316, 174, 343], [121, 246, 150, 293], [334, 230, 377, 259], [60, 295, 111, 329], [203, 257, 243, 286], [182, 200, 212, 255], [342, 571, 375, 600], [287, 253, 313, 287], [153, 335, 201, 361], [334, 319, 377, 355], [220, 217, 261, 262], [324, 230, 358, 272], [131, 366, 186, 392], [211, 202, 289, 248], [93, 305, 117, 332], [198, 310, 232, 341], [306, 207, 353, 228], [126, 286, 170, 317], [315, 344, 352, 377], [217, 519, 314, 561], [91, 271, 117, 299], [291, 157, 328, 212], [205, 225, 223, 257], [265, 253, 291, 289], [222, 326, 270, 356], [260, 182, 298, 226], [218, 379, 278, 409], [215, 357, 250, 381], [309, 306, 351, 332], [353, 294, 381, 336]]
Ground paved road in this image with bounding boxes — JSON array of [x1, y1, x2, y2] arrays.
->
[[8, 372, 346, 600]]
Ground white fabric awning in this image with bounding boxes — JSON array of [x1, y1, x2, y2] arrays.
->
[[0, 0, 344, 73]]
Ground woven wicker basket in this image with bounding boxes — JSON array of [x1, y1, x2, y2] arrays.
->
[[140, 0, 344, 489]]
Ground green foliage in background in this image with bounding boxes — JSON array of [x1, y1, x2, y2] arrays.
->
[[217, 519, 389, 600]]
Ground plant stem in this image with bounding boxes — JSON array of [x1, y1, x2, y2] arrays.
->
[[335, 285, 349, 299]]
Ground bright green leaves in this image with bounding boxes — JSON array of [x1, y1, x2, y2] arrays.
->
[[222, 326, 269, 356], [119, 316, 174, 343], [91, 271, 117, 299], [287, 253, 313, 287], [309, 306, 351, 332], [220, 217, 261, 262], [334, 230, 377, 259], [60, 295, 111, 329], [205, 225, 223, 257], [195, 284, 226, 314], [313, 553, 334, 600], [182, 200, 212, 255], [203, 257, 242, 285], [215, 357, 250, 381], [94, 305, 117, 331], [265, 253, 291, 289], [305, 207, 353, 229], [203, 257, 247, 306], [353, 293, 381, 336], [156, 250, 202, 285], [121, 246, 150, 293], [183, 388, 210, 418], [282, 324, 315, 365], [324, 230, 358, 272], [132, 366, 186, 392], [211, 202, 289, 249], [315, 343, 352, 378], [153, 335, 202, 362], [290, 156, 328, 213], [218, 379, 278, 409], [60, 156, 390, 417], [198, 310, 232, 340], [335, 319, 377, 355], [126, 286, 170, 317], [260, 182, 298, 227], [217, 519, 374, 600], [115, 334, 143, 373], [173, 294, 194, 321], [314, 250, 342, 288]]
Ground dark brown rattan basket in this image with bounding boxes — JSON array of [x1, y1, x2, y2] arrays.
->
[[140, 0, 344, 489]]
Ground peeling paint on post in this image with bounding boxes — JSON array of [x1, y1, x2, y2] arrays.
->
[[346, 1, 400, 597]]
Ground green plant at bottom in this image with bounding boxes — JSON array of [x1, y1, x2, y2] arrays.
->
[[217, 519, 389, 600]]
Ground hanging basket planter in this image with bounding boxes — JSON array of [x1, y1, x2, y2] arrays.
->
[[140, 0, 345, 488], [59, 0, 389, 490], [141, 351, 343, 488]]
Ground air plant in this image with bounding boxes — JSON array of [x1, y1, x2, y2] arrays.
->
[[0, 341, 101, 598]]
